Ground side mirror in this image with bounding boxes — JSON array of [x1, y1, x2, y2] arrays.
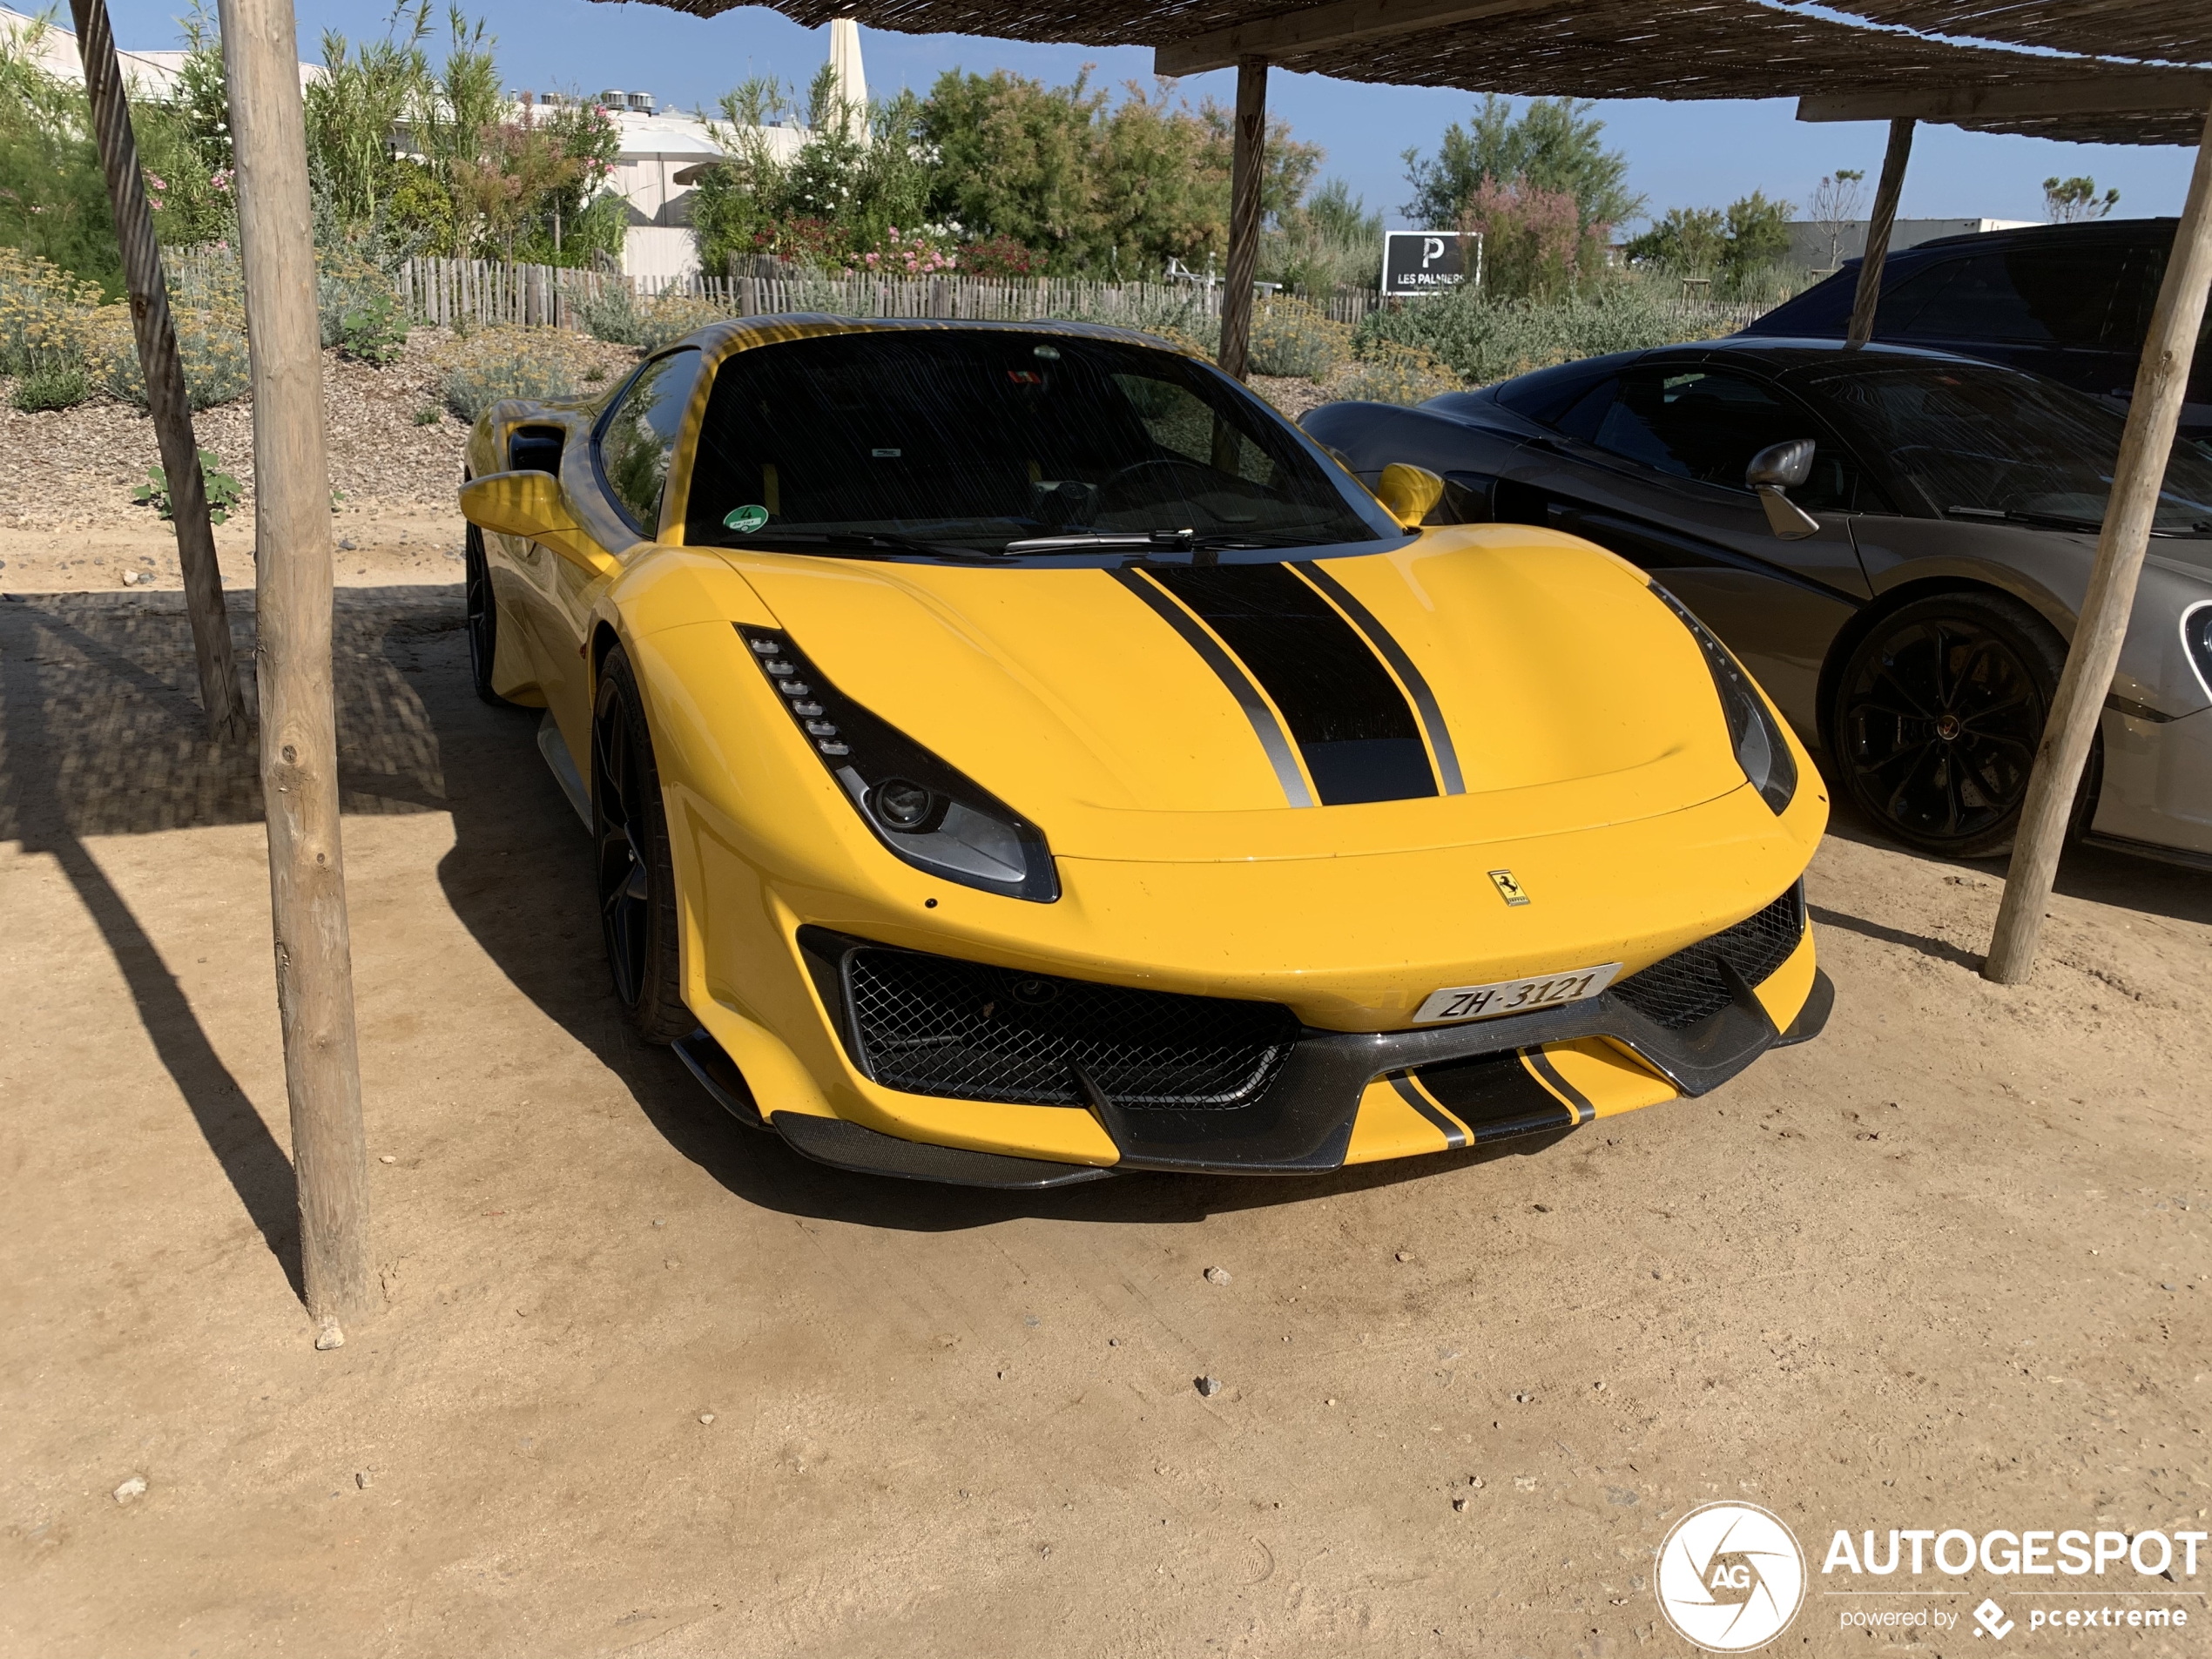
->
[[1744, 439, 1821, 542], [1374, 462, 1446, 529], [459, 470, 620, 578]]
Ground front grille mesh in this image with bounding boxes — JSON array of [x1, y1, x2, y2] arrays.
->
[[1609, 886, 1805, 1030], [846, 948, 1300, 1109]]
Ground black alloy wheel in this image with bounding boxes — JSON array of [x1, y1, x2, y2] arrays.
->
[[463, 521, 509, 705], [1831, 590, 2078, 859], [590, 645, 690, 1042]]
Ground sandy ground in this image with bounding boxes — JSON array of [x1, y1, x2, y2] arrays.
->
[[2, 588, 2209, 1658]]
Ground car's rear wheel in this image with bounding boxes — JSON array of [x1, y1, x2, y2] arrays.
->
[[591, 645, 689, 1043], [463, 521, 510, 706], [1831, 590, 2083, 859]]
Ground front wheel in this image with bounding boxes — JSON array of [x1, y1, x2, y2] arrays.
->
[[591, 645, 690, 1042], [1830, 590, 2084, 859], [463, 522, 511, 706]]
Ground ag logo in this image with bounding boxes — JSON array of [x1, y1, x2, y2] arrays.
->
[[1654, 1501, 1806, 1652]]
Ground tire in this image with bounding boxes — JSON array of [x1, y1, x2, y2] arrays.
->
[[591, 645, 690, 1043], [1830, 589, 2087, 860], [463, 521, 511, 706]]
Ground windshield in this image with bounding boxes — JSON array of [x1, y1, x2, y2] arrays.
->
[[681, 329, 1395, 556], [1809, 361, 2212, 536]]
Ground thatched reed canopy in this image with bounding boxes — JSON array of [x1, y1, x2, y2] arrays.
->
[[598, 0, 2211, 146]]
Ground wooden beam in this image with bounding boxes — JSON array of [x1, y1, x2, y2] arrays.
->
[[1156, 0, 1552, 78], [1845, 117, 1913, 350], [69, 0, 247, 743], [1218, 57, 1268, 383], [216, 0, 374, 1345], [1798, 73, 2212, 125], [1985, 98, 2212, 984]]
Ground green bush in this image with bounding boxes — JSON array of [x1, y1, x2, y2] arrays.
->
[[318, 254, 408, 361], [132, 448, 244, 524], [337, 289, 408, 366], [1247, 298, 1352, 379], [576, 283, 729, 353], [12, 353, 90, 411], [439, 325, 598, 421], [1354, 281, 1737, 387]]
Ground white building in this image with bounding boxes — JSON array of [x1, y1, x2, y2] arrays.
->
[[0, 5, 321, 96], [3, 4, 867, 287], [1786, 217, 2041, 273]]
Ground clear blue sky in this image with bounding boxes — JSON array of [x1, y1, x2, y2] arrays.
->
[[105, 0, 2201, 230]]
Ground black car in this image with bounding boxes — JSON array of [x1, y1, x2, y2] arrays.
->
[[1301, 339, 2212, 865], [1742, 219, 2209, 440]]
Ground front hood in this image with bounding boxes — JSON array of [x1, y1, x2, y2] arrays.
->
[[712, 527, 1754, 860]]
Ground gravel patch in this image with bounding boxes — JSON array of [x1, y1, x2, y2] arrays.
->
[[0, 327, 640, 535]]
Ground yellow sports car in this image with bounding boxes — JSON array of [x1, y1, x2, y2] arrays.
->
[[458, 317, 1831, 1187]]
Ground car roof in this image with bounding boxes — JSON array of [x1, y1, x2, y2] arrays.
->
[[1905, 214, 2177, 255], [678, 313, 1197, 373], [1649, 337, 1993, 374]]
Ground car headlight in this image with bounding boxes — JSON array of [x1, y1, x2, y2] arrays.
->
[[2184, 601, 2212, 703], [738, 626, 1059, 902], [1648, 584, 1798, 815]]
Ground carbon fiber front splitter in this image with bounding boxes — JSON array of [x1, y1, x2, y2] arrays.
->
[[672, 960, 1834, 1185]]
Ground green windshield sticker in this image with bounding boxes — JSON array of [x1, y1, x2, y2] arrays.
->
[[724, 504, 770, 534]]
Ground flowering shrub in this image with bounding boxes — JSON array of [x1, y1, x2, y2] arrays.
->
[[1247, 297, 1352, 380], [85, 292, 251, 409], [957, 235, 1038, 279], [856, 223, 961, 277], [438, 325, 603, 421], [1335, 339, 1460, 406], [1458, 176, 1609, 301], [0, 247, 101, 377], [577, 285, 731, 352]]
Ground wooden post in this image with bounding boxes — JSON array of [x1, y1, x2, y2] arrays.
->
[[69, 0, 247, 743], [217, 0, 373, 1344], [1986, 103, 2212, 984], [1217, 56, 1268, 381], [1845, 118, 1914, 349]]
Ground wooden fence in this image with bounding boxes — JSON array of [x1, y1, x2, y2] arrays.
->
[[172, 249, 1768, 354], [389, 256, 1380, 332]]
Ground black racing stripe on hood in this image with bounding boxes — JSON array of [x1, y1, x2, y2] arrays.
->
[[1109, 567, 1314, 807], [1149, 564, 1438, 806], [1292, 562, 1465, 796]]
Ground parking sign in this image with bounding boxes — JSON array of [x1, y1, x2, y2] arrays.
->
[[1382, 230, 1480, 297]]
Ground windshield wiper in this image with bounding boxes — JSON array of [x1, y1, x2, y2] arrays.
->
[[1001, 528, 1326, 554], [1946, 505, 2103, 533], [720, 529, 1001, 561]]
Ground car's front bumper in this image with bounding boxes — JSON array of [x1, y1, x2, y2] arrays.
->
[[676, 900, 1831, 1186]]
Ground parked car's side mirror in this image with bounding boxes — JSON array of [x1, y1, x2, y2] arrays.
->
[[460, 470, 620, 578], [1374, 462, 1446, 529], [1744, 439, 1821, 542]]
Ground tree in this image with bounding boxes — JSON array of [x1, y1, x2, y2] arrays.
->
[[1806, 166, 1864, 270], [1401, 95, 1640, 233], [1263, 177, 1382, 294], [1622, 191, 1795, 299], [2043, 175, 2119, 224], [1720, 190, 1792, 288], [1622, 206, 1727, 276]]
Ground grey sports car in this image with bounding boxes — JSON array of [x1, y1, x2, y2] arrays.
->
[[1302, 338, 2212, 865]]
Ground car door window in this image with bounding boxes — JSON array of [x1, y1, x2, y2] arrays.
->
[[1588, 368, 1879, 512], [1892, 249, 2123, 347], [597, 347, 704, 536]]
